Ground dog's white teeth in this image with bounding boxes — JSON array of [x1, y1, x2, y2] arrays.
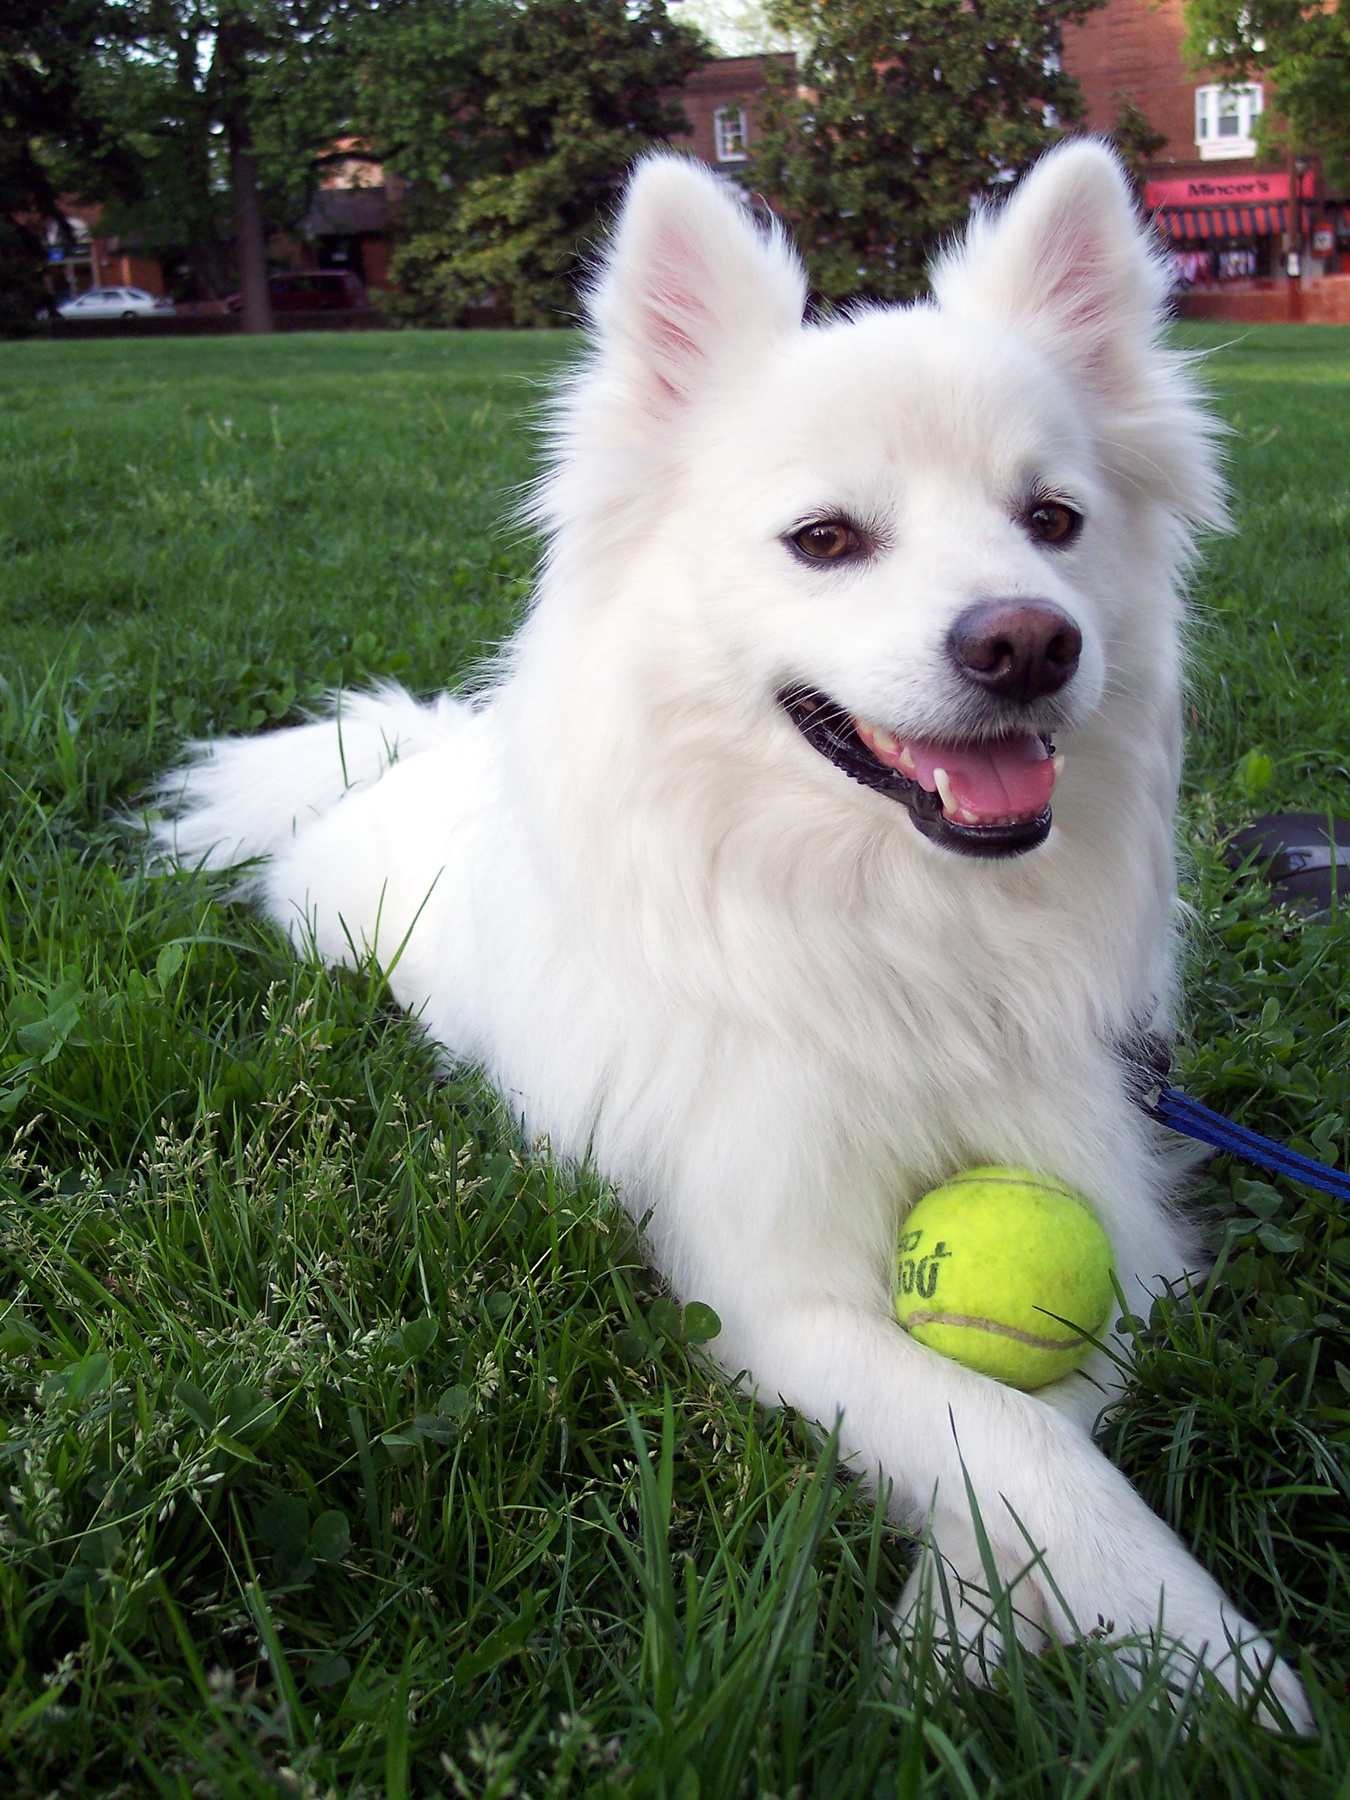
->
[[958, 807, 983, 826], [896, 743, 917, 775], [860, 719, 898, 756], [932, 767, 956, 814], [1052, 753, 1065, 778]]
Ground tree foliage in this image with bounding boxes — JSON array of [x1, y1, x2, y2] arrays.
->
[[348, 0, 502, 195], [380, 0, 710, 327], [0, 0, 141, 332], [84, 1, 363, 314], [749, 0, 1102, 302], [1182, 0, 1350, 190], [1108, 100, 1167, 186], [4, 0, 364, 324]]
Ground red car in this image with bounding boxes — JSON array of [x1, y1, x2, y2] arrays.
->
[[225, 270, 367, 313]]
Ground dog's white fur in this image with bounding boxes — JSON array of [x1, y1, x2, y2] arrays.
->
[[158, 143, 1311, 1727]]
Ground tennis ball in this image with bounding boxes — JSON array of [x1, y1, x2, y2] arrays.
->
[[895, 1167, 1115, 1391]]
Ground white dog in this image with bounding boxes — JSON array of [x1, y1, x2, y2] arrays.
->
[[158, 141, 1312, 1728]]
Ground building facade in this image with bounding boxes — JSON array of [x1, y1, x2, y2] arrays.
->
[[1060, 0, 1349, 317], [671, 52, 795, 174]]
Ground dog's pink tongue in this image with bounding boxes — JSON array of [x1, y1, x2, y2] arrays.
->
[[909, 735, 1054, 821]]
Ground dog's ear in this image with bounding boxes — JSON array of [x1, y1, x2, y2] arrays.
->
[[931, 140, 1224, 526], [584, 155, 807, 422], [931, 140, 1164, 392]]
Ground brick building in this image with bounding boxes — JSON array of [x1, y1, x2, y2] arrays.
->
[[1060, 0, 1350, 318], [44, 207, 168, 301], [673, 52, 795, 172]]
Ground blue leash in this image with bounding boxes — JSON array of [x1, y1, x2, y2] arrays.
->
[[1149, 1086, 1350, 1202]]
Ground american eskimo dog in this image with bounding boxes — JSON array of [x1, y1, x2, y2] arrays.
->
[[158, 141, 1311, 1727]]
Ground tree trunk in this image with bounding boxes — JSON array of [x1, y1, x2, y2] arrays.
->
[[230, 123, 274, 334]]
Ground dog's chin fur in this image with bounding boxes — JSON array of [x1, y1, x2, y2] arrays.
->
[[153, 143, 1311, 1729]]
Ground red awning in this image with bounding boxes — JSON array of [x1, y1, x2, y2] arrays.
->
[[1154, 203, 1289, 242]]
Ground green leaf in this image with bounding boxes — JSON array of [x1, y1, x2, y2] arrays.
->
[[77, 1523, 123, 1569], [1235, 749, 1273, 800], [613, 1329, 650, 1367], [1233, 1179, 1284, 1219], [412, 1410, 454, 1443], [1311, 1116, 1341, 1161], [452, 1590, 537, 1685], [15, 982, 86, 1064], [155, 941, 185, 989], [308, 1510, 350, 1563], [174, 1378, 215, 1432], [436, 1385, 470, 1420], [1257, 1223, 1302, 1255], [257, 1495, 310, 1560], [56, 1352, 112, 1405], [391, 1314, 438, 1362], [647, 1296, 682, 1340], [309, 1653, 351, 1690], [211, 1431, 262, 1465], [222, 1384, 277, 1441], [680, 1302, 722, 1344]]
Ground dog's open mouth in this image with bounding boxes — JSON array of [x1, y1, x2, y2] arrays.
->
[[778, 685, 1061, 858]]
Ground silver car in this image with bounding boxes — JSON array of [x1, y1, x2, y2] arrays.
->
[[56, 287, 175, 319]]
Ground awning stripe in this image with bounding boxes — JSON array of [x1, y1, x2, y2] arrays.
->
[[1155, 202, 1293, 242]]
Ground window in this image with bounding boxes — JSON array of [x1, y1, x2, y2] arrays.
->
[[714, 106, 748, 163], [1194, 84, 1263, 159]]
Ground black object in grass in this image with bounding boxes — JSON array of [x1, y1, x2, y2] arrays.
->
[[1225, 813, 1350, 915]]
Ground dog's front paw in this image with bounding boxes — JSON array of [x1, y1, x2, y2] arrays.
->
[[893, 1520, 1049, 1685], [891, 1509, 1314, 1735], [1125, 1575, 1314, 1736]]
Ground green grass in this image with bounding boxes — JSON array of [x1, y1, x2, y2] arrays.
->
[[1, 324, 1349, 1797]]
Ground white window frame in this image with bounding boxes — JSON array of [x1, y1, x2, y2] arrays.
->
[[1195, 83, 1263, 159], [714, 105, 749, 164]]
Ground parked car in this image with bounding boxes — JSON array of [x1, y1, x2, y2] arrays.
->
[[224, 270, 367, 313], [56, 287, 175, 319]]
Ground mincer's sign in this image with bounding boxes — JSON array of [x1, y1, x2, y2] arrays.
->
[[1145, 172, 1312, 208]]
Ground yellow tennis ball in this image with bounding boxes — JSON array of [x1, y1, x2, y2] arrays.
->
[[895, 1167, 1115, 1390]]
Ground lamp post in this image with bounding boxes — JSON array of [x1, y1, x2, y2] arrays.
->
[[1285, 147, 1306, 322]]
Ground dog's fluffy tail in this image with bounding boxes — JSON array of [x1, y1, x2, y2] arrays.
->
[[149, 683, 462, 888]]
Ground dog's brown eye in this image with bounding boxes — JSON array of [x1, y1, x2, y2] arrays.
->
[[792, 520, 862, 561], [1026, 502, 1081, 546]]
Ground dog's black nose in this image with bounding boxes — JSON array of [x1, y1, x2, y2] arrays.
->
[[948, 600, 1082, 704]]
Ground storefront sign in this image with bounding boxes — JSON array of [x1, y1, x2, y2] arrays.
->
[[1145, 171, 1314, 208]]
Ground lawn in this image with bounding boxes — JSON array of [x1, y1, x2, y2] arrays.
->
[[1, 324, 1348, 1797]]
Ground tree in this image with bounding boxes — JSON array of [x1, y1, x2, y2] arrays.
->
[[748, 0, 1102, 303], [379, 0, 710, 327], [1182, 0, 1350, 189], [88, 0, 362, 328], [1108, 98, 1168, 192], [0, 0, 140, 333], [347, 0, 502, 195]]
